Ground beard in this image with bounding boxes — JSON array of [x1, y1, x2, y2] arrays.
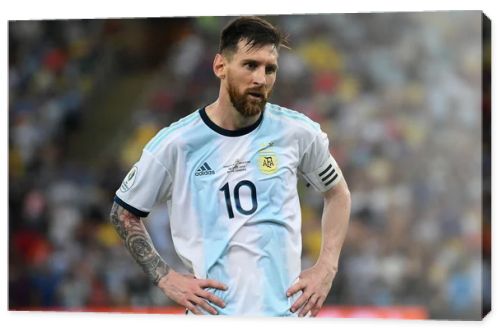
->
[[227, 78, 270, 118]]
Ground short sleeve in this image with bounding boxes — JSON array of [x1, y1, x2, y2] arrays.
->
[[298, 129, 343, 193], [114, 149, 172, 217]]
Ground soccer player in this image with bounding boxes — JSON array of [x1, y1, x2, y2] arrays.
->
[[110, 16, 351, 317]]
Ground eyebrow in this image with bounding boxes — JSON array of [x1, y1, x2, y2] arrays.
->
[[241, 59, 279, 70]]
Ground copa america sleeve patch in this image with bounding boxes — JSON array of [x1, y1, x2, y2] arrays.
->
[[120, 166, 138, 192], [302, 155, 342, 192]]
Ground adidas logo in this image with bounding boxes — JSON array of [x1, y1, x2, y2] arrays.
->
[[195, 162, 215, 176]]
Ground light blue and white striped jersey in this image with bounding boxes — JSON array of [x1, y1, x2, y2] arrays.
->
[[115, 103, 342, 316]]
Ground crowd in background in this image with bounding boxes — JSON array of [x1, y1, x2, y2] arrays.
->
[[8, 12, 488, 319]]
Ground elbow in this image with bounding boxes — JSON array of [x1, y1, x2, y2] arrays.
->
[[340, 177, 351, 201], [336, 179, 351, 215], [342, 185, 351, 214], [344, 181, 351, 202], [325, 178, 351, 209], [344, 187, 351, 207]]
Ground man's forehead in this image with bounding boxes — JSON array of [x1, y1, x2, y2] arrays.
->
[[234, 39, 279, 57]]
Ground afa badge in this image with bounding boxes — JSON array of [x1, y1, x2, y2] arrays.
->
[[258, 155, 277, 174], [257, 143, 278, 174]]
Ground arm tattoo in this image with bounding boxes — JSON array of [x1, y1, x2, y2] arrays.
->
[[110, 202, 170, 285]]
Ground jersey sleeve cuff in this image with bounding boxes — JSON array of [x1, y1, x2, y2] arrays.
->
[[302, 155, 342, 193], [114, 195, 149, 217]]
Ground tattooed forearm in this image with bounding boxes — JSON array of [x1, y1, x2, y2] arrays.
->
[[110, 202, 170, 284]]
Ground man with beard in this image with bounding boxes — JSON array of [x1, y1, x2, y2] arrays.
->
[[110, 16, 351, 317]]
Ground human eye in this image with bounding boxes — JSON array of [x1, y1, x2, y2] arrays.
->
[[244, 61, 258, 70], [266, 65, 277, 74]]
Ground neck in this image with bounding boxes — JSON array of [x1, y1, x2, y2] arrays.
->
[[205, 95, 261, 130]]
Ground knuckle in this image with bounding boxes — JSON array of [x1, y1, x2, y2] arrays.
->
[[201, 302, 214, 313]]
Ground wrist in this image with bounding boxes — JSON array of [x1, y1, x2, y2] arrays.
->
[[155, 267, 172, 286], [316, 258, 338, 276]]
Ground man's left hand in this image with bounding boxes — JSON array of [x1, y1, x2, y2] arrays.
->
[[286, 264, 337, 317]]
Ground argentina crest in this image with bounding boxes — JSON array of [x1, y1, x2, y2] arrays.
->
[[257, 142, 278, 175]]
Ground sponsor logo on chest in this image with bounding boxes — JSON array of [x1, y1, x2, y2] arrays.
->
[[195, 162, 215, 176]]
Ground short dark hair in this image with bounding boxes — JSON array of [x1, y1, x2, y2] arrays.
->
[[219, 16, 288, 55]]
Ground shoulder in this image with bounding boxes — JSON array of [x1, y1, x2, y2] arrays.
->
[[144, 109, 203, 154], [265, 103, 322, 135]]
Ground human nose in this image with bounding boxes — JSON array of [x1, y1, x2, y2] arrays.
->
[[252, 67, 266, 86]]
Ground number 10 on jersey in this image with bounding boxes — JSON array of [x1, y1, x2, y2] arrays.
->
[[219, 180, 258, 219]]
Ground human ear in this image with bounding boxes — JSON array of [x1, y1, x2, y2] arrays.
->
[[213, 53, 226, 80]]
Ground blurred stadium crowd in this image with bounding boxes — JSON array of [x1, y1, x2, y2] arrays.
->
[[9, 12, 489, 319]]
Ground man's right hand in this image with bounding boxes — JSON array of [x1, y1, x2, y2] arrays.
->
[[157, 270, 228, 315]]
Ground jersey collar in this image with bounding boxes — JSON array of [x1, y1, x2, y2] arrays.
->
[[199, 106, 264, 137]]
